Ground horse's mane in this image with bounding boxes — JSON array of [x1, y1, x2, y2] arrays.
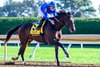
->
[[59, 10, 67, 15], [57, 10, 72, 16]]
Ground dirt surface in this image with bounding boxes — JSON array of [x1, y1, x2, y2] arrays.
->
[[0, 61, 100, 67]]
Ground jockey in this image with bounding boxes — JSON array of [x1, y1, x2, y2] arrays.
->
[[36, 1, 56, 30]]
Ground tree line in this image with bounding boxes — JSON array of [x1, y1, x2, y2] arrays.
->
[[0, 0, 98, 17]]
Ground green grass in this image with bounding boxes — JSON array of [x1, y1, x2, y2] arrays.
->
[[0, 45, 100, 64]]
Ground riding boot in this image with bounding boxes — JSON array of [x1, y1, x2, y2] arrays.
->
[[36, 18, 45, 30], [40, 33, 47, 44]]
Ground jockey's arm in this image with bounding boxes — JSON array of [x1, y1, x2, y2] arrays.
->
[[44, 12, 49, 20], [41, 9, 49, 20], [40, 3, 49, 20], [41, 6, 54, 24], [53, 10, 56, 16], [43, 12, 55, 25]]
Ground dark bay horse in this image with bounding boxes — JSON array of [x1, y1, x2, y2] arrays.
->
[[4, 11, 75, 66]]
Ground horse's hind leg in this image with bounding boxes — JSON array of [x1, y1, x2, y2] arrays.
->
[[19, 37, 29, 64], [12, 35, 29, 64]]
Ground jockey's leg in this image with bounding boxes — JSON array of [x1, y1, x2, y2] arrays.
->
[[36, 18, 45, 30]]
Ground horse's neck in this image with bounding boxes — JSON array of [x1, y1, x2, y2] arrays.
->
[[49, 16, 64, 31], [53, 16, 64, 31]]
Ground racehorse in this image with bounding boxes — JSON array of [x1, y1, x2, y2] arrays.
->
[[4, 10, 75, 66]]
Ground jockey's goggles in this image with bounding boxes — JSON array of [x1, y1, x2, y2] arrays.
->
[[49, 6, 55, 10]]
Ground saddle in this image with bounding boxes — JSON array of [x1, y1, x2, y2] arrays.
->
[[30, 21, 46, 36]]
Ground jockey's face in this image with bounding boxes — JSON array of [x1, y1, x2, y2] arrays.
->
[[49, 6, 55, 11]]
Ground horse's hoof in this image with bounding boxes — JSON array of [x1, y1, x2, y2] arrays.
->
[[12, 57, 18, 60], [65, 54, 70, 58], [29, 55, 32, 58], [12, 57, 15, 60], [22, 61, 26, 65], [57, 64, 60, 66]]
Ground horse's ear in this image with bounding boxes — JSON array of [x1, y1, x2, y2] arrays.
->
[[67, 12, 75, 15], [57, 12, 60, 16], [67, 12, 71, 15], [72, 12, 74, 15]]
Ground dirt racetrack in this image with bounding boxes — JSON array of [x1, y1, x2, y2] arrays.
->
[[0, 61, 100, 67]]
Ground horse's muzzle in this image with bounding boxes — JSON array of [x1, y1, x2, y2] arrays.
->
[[69, 26, 76, 33]]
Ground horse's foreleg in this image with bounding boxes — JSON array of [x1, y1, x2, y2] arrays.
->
[[55, 45, 60, 66], [49, 39, 69, 58], [59, 43, 69, 58], [56, 30, 62, 41]]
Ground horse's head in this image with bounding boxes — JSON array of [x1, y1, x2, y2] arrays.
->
[[57, 10, 76, 33]]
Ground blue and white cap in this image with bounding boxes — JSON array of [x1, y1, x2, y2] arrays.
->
[[48, 1, 55, 8]]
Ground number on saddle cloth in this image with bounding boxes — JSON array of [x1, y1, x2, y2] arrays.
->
[[30, 21, 46, 36]]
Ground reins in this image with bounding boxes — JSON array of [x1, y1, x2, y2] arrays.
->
[[54, 17, 65, 26]]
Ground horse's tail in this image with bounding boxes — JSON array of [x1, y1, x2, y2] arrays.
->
[[4, 25, 22, 44]]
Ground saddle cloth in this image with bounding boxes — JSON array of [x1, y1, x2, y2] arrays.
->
[[30, 21, 46, 36]]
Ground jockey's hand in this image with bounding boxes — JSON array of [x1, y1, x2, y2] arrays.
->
[[49, 19, 55, 25]]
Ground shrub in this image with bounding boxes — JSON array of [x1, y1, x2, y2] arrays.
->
[[0, 17, 100, 34]]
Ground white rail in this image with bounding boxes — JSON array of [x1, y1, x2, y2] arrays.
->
[[1, 34, 100, 60], [1, 40, 100, 48], [0, 39, 100, 60]]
